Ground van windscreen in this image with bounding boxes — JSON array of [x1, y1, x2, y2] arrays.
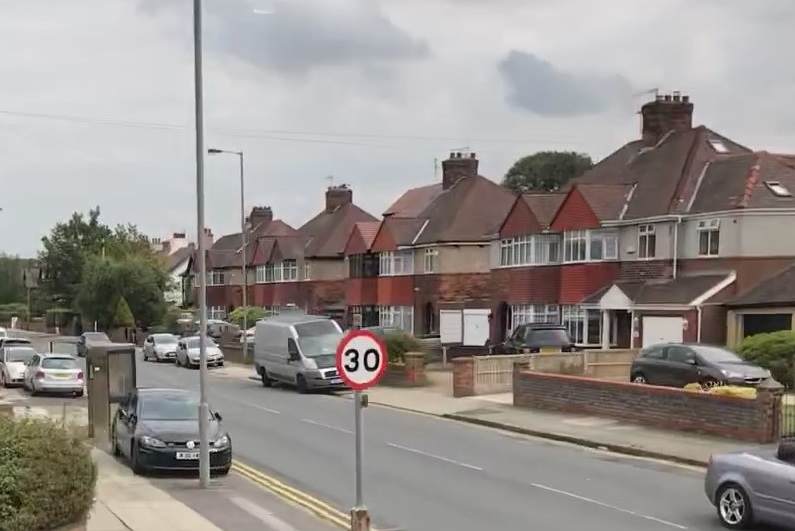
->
[[294, 320, 338, 338]]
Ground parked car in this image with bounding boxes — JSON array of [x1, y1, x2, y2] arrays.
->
[[77, 331, 111, 357], [176, 336, 224, 368], [630, 343, 770, 389], [705, 437, 795, 529], [143, 333, 179, 362], [496, 323, 578, 354], [0, 327, 7, 339], [0, 343, 37, 387], [239, 326, 255, 345], [22, 353, 84, 397], [110, 387, 231, 475]]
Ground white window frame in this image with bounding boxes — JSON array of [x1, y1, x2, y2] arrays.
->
[[208, 306, 226, 320], [638, 224, 656, 259], [302, 261, 311, 280], [255, 265, 267, 283], [379, 252, 393, 276], [379, 250, 414, 276], [508, 304, 560, 334], [423, 248, 438, 274], [378, 305, 414, 334], [563, 231, 587, 263], [561, 306, 617, 346], [206, 270, 226, 286], [562, 229, 618, 263], [498, 235, 560, 267], [697, 219, 720, 257], [281, 260, 298, 281]]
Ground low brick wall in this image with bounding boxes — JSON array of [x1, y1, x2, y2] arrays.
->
[[220, 343, 254, 365], [512, 365, 784, 443], [453, 350, 637, 397]]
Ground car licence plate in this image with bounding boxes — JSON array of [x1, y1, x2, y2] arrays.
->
[[540, 347, 560, 353], [330, 378, 342, 384], [175, 451, 199, 460], [51, 372, 71, 379]]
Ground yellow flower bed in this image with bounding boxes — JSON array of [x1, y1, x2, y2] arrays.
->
[[683, 383, 756, 399]]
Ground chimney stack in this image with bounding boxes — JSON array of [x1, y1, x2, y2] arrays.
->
[[325, 184, 353, 212], [201, 228, 214, 251], [246, 206, 273, 229], [441, 151, 478, 190], [640, 92, 693, 146]]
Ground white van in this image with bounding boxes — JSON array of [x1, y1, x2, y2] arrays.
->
[[253, 314, 344, 393]]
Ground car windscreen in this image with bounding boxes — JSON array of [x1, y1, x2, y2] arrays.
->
[[152, 334, 177, 344], [139, 393, 200, 420], [294, 320, 339, 338], [692, 345, 743, 364], [526, 328, 572, 345], [4, 347, 36, 363], [298, 333, 342, 357], [41, 358, 78, 369]]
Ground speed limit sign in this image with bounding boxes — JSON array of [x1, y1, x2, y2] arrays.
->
[[336, 330, 388, 390]]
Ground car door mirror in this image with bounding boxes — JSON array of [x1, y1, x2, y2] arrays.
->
[[686, 357, 697, 365], [213, 412, 222, 421]]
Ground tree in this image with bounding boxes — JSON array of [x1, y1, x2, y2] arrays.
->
[[228, 306, 269, 328], [114, 296, 135, 328], [0, 254, 27, 305], [502, 151, 593, 193]]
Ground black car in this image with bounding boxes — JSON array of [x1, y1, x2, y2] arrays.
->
[[497, 323, 578, 354], [77, 332, 110, 357], [111, 387, 232, 475], [630, 343, 771, 389]]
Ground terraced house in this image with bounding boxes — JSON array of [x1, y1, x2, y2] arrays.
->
[[493, 92, 795, 349]]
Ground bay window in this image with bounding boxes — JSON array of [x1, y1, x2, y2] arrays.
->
[[563, 231, 587, 262], [697, 219, 720, 256], [638, 225, 656, 259], [256, 261, 299, 283], [378, 250, 414, 276], [206, 270, 226, 286], [563, 229, 618, 263], [255, 265, 267, 283], [561, 306, 617, 345], [379, 252, 393, 276], [498, 234, 561, 267], [349, 254, 379, 278], [423, 248, 438, 273], [378, 306, 414, 334], [509, 304, 560, 333]]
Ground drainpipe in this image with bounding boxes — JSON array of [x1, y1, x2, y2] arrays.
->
[[696, 306, 703, 343], [672, 216, 682, 279]]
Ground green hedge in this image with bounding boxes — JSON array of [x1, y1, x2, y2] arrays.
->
[[0, 417, 96, 531], [384, 331, 423, 365], [0, 303, 29, 322], [738, 330, 795, 387]]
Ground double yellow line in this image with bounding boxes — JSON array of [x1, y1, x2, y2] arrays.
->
[[231, 460, 350, 528]]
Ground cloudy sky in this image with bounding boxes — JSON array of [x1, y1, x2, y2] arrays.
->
[[1, 0, 794, 256]]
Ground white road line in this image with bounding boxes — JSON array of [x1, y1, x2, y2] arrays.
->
[[300, 418, 352, 434], [229, 496, 299, 531], [386, 442, 483, 471], [530, 483, 688, 529], [211, 391, 281, 414]]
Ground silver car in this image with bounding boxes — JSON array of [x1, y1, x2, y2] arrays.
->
[[705, 440, 795, 529], [143, 333, 179, 362], [1, 344, 37, 387], [176, 336, 224, 369], [23, 353, 84, 397]]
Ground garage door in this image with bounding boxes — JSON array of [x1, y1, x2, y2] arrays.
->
[[642, 316, 683, 348]]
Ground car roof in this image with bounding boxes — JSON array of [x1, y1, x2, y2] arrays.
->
[[523, 323, 566, 329], [137, 387, 194, 396]]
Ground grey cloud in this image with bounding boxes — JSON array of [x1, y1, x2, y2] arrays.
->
[[139, 0, 429, 76], [497, 50, 633, 117]]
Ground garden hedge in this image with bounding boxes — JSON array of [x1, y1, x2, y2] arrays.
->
[[738, 330, 795, 388], [0, 417, 96, 531]]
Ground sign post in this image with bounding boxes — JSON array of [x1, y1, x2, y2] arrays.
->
[[336, 330, 388, 531]]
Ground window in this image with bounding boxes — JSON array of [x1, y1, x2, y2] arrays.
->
[[378, 306, 413, 334], [697, 219, 720, 256], [379, 252, 393, 276], [423, 248, 438, 273], [206, 270, 226, 286], [272, 263, 283, 282], [302, 262, 311, 280], [640, 346, 665, 359], [638, 225, 656, 259], [349, 254, 379, 278], [561, 306, 585, 344], [709, 139, 729, 153], [498, 235, 560, 267], [561, 306, 616, 346], [508, 304, 559, 333], [588, 230, 618, 261], [666, 345, 695, 364], [764, 181, 792, 197], [255, 265, 267, 283], [281, 260, 298, 281], [208, 306, 226, 320], [264, 264, 275, 283], [563, 231, 587, 262], [378, 251, 413, 276]]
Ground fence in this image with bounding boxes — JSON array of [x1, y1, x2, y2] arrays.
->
[[453, 350, 638, 397]]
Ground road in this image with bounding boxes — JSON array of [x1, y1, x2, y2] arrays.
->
[[129, 356, 725, 531]]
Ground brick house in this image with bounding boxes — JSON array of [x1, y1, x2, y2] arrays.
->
[[493, 91, 795, 349], [343, 221, 381, 327], [365, 151, 515, 340]]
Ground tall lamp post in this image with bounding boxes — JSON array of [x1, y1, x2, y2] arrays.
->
[[208, 148, 248, 356], [192, 0, 211, 488]]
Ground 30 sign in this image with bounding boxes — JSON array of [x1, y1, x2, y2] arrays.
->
[[335, 330, 388, 390]]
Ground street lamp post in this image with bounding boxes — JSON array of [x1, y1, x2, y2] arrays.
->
[[192, 0, 211, 488], [208, 148, 248, 356]]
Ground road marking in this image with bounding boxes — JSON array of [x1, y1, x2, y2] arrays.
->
[[213, 392, 281, 414], [229, 496, 300, 531], [300, 418, 352, 434], [231, 460, 350, 529], [386, 442, 483, 471], [530, 482, 688, 529]]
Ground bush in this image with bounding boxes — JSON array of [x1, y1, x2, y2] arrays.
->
[[738, 330, 795, 387], [384, 331, 423, 365], [228, 306, 269, 328], [0, 303, 29, 322], [113, 296, 135, 328], [0, 417, 96, 530]]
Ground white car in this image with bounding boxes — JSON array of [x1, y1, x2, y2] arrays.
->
[[142, 333, 179, 362], [176, 336, 224, 368], [239, 326, 255, 345], [0, 343, 36, 387]]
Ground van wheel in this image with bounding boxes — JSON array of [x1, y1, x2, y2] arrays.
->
[[296, 375, 308, 394], [260, 368, 272, 388]]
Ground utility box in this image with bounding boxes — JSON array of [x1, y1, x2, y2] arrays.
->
[[85, 342, 136, 440]]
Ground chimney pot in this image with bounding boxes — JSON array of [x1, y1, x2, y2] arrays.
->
[[664, 94, 672, 102], [441, 152, 479, 190], [325, 185, 353, 212], [470, 152, 476, 159], [640, 91, 694, 146], [682, 95, 689, 103]]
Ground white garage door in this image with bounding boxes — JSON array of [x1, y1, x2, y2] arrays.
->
[[642, 316, 684, 348]]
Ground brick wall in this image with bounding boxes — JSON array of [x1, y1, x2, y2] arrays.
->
[[513, 366, 783, 442]]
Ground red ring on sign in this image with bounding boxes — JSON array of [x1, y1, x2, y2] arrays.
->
[[335, 329, 389, 391]]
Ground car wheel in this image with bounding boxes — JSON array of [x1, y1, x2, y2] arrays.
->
[[296, 375, 309, 394], [631, 372, 647, 384], [716, 483, 753, 529], [143, 351, 148, 361], [130, 441, 145, 475], [260, 368, 272, 388]]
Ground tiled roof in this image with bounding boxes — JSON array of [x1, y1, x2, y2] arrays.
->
[[774, 153, 795, 169], [300, 202, 377, 258], [413, 175, 516, 244], [212, 218, 274, 252], [165, 246, 193, 272], [727, 263, 795, 307], [689, 151, 795, 213], [577, 184, 634, 221], [382, 217, 427, 246], [521, 193, 565, 229], [384, 184, 443, 218], [354, 221, 380, 249], [582, 273, 733, 306]]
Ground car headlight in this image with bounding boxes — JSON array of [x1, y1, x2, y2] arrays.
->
[[721, 369, 743, 379], [303, 358, 318, 370], [213, 435, 229, 448], [140, 435, 166, 448]]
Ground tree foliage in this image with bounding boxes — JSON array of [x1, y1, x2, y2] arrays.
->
[[502, 151, 593, 193], [738, 330, 795, 387], [0, 254, 28, 305], [228, 306, 269, 328], [113, 296, 135, 327]]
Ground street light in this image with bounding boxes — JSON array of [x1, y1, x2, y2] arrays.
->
[[208, 148, 248, 357], [192, 0, 211, 488]]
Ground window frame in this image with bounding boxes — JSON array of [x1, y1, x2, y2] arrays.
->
[[423, 248, 438, 274], [637, 224, 656, 259], [697, 219, 720, 257], [498, 234, 561, 268]]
